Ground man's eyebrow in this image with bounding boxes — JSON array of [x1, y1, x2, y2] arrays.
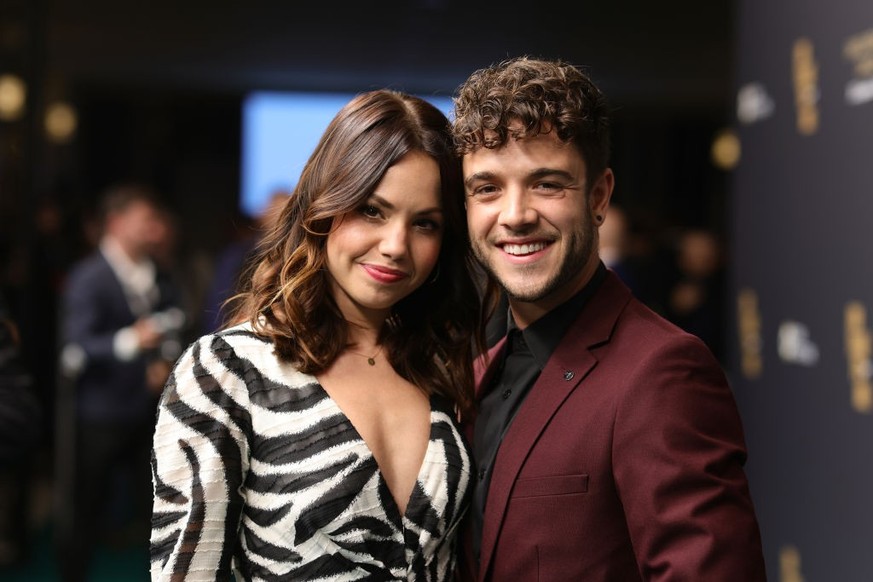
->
[[464, 171, 496, 188], [528, 168, 575, 181], [464, 168, 576, 188]]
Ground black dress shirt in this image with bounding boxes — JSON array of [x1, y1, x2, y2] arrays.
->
[[471, 262, 607, 562]]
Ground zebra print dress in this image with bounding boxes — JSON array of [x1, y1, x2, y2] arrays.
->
[[150, 325, 472, 581]]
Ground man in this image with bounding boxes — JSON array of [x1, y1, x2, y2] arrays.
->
[[57, 183, 183, 581], [453, 57, 766, 581]]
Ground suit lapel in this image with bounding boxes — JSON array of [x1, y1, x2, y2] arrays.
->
[[98, 253, 137, 322], [466, 337, 509, 443], [476, 273, 632, 580], [477, 337, 509, 396]]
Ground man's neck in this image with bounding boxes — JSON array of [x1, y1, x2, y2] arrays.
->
[[102, 234, 143, 263], [509, 261, 599, 329]]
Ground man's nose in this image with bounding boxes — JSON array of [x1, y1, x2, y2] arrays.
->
[[498, 189, 537, 230]]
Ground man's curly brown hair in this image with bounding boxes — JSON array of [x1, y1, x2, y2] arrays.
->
[[452, 56, 611, 183]]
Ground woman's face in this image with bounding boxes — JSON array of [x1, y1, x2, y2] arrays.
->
[[325, 150, 444, 324]]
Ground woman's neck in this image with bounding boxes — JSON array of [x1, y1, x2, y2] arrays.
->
[[346, 320, 384, 352]]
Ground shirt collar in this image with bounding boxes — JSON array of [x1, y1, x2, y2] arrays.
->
[[100, 236, 157, 315], [507, 262, 607, 370]]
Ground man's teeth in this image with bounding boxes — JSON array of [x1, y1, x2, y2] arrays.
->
[[504, 242, 546, 256]]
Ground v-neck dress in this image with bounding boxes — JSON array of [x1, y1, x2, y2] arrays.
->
[[150, 324, 472, 581]]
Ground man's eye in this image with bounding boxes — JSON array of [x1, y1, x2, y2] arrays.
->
[[535, 182, 561, 191], [471, 185, 498, 196]]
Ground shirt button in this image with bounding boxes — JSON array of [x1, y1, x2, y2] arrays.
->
[[501, 388, 512, 399], [478, 468, 486, 480]]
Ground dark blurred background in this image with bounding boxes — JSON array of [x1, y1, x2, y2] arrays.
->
[[2, 0, 737, 251], [2, 0, 738, 406], [8, 0, 858, 580]]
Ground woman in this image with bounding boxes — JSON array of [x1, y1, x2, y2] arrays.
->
[[150, 90, 482, 581]]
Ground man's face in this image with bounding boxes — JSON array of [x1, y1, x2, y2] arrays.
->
[[110, 199, 164, 259], [463, 129, 613, 322]]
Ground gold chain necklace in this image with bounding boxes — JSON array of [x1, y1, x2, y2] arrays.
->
[[347, 344, 384, 366]]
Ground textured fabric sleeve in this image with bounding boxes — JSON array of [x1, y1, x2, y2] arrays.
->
[[612, 334, 767, 581], [150, 335, 251, 581]]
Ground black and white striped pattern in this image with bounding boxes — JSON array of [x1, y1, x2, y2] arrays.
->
[[150, 325, 472, 581]]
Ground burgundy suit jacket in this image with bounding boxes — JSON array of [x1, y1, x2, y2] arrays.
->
[[462, 271, 766, 581]]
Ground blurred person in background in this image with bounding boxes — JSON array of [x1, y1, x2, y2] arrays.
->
[[597, 202, 641, 297], [150, 206, 211, 349], [150, 90, 482, 580], [665, 227, 727, 362], [57, 183, 184, 582], [201, 188, 290, 333]]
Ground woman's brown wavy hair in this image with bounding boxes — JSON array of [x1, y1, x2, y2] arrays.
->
[[231, 90, 482, 416]]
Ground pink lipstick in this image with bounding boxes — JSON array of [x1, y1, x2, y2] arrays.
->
[[362, 264, 408, 283]]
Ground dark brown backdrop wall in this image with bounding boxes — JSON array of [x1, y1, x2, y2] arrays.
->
[[730, 1, 873, 579]]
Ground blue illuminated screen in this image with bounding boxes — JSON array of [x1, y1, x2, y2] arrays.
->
[[240, 91, 454, 217]]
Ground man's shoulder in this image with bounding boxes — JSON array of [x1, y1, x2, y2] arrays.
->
[[618, 295, 690, 337], [560, 286, 709, 359], [599, 295, 722, 375], [68, 250, 111, 281], [65, 251, 115, 292]]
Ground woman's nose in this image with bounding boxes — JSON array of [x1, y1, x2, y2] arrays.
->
[[379, 222, 409, 258]]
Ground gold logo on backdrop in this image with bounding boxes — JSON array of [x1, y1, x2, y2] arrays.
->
[[779, 545, 805, 582], [844, 29, 873, 76], [792, 38, 820, 135], [843, 28, 873, 106], [738, 288, 763, 379], [710, 128, 741, 170], [845, 301, 872, 413]]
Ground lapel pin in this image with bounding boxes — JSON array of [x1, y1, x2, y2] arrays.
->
[[563, 370, 575, 381]]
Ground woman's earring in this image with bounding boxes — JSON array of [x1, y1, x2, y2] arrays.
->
[[428, 263, 441, 284], [595, 214, 603, 223]]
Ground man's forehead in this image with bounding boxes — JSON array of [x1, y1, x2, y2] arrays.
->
[[463, 130, 580, 163]]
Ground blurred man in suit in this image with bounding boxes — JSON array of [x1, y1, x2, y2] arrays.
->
[[57, 183, 183, 582], [453, 57, 766, 581]]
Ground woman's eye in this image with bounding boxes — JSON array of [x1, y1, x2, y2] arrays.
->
[[358, 204, 381, 218], [415, 219, 442, 232]]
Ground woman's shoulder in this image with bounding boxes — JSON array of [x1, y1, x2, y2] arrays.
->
[[180, 322, 268, 366], [193, 322, 317, 390], [210, 320, 270, 346], [191, 320, 266, 352], [167, 322, 319, 412]]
